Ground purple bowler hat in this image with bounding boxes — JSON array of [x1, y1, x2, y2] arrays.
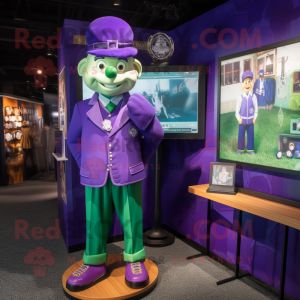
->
[[242, 70, 253, 82], [86, 16, 137, 58]]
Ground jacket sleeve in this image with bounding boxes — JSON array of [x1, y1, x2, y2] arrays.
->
[[253, 80, 258, 96], [264, 80, 269, 102], [67, 103, 82, 168], [127, 93, 164, 165]]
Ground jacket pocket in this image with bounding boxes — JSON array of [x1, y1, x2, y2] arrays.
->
[[129, 162, 144, 175], [80, 168, 91, 178]]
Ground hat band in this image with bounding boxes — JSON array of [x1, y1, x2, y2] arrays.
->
[[88, 40, 133, 51]]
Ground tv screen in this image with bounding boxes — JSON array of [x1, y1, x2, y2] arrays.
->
[[218, 37, 300, 175], [79, 65, 206, 139]]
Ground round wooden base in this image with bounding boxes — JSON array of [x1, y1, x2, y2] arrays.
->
[[62, 254, 158, 300]]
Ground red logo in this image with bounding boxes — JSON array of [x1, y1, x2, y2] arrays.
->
[[24, 247, 55, 277], [24, 56, 57, 88]]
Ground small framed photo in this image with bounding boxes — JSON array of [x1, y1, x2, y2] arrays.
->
[[207, 162, 236, 195]]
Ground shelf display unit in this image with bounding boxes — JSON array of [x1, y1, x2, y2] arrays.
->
[[1, 94, 44, 185]]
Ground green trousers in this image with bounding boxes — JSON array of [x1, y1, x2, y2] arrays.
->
[[83, 177, 146, 265]]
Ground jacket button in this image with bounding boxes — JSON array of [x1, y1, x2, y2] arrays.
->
[[110, 164, 112, 167], [110, 158, 112, 161], [110, 154, 112, 157], [108, 114, 111, 117], [107, 168, 109, 171], [109, 144, 111, 147]]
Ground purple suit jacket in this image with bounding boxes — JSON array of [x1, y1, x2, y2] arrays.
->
[[67, 92, 164, 187]]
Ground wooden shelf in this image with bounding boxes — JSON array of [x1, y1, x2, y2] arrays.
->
[[189, 184, 300, 231]]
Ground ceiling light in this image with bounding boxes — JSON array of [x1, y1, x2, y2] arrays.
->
[[47, 48, 52, 56], [37, 70, 42, 74], [14, 0, 26, 21], [114, 0, 121, 5]]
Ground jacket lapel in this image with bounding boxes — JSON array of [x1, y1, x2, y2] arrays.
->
[[86, 93, 109, 136], [109, 92, 130, 137], [86, 92, 131, 137], [109, 105, 129, 137]]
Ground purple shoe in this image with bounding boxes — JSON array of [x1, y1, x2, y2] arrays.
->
[[125, 261, 149, 289], [66, 263, 108, 291]]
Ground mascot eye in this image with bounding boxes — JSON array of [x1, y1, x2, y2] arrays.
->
[[117, 61, 126, 72], [97, 61, 106, 70]]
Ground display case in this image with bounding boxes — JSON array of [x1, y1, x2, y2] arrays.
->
[[1, 94, 44, 185]]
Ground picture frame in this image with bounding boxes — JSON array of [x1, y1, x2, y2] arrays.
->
[[207, 162, 236, 195], [217, 36, 300, 176]]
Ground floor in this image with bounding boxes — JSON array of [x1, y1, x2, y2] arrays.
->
[[0, 175, 277, 300]]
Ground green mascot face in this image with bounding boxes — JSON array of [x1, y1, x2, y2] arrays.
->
[[78, 55, 142, 96]]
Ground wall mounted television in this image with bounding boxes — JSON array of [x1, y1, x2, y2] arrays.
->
[[217, 36, 300, 175], [77, 65, 206, 139]]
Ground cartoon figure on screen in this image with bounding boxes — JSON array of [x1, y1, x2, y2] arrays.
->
[[235, 70, 258, 155], [254, 69, 266, 109], [66, 17, 164, 291]]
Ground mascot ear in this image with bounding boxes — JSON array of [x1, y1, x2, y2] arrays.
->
[[133, 59, 142, 78], [78, 58, 87, 77]]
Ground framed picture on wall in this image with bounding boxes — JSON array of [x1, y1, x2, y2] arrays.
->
[[59, 67, 67, 138], [206, 162, 236, 195], [218, 36, 300, 176]]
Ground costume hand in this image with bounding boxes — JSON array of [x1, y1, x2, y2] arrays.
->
[[239, 119, 242, 125], [127, 93, 156, 131], [253, 119, 255, 124], [128, 93, 149, 105]]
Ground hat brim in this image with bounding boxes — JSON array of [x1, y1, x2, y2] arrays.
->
[[242, 75, 253, 81], [86, 47, 138, 58]]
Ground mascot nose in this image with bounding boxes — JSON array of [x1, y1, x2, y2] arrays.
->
[[105, 66, 117, 79]]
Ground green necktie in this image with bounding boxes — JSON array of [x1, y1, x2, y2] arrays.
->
[[105, 101, 117, 113]]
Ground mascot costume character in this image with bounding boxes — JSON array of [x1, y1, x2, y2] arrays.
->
[[66, 17, 164, 291], [235, 70, 258, 155]]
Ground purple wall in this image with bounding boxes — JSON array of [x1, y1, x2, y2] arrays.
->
[[164, 1, 300, 299]]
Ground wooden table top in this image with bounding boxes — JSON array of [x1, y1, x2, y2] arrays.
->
[[188, 184, 300, 231]]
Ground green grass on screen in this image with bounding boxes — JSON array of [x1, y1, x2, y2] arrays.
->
[[219, 107, 300, 171]]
